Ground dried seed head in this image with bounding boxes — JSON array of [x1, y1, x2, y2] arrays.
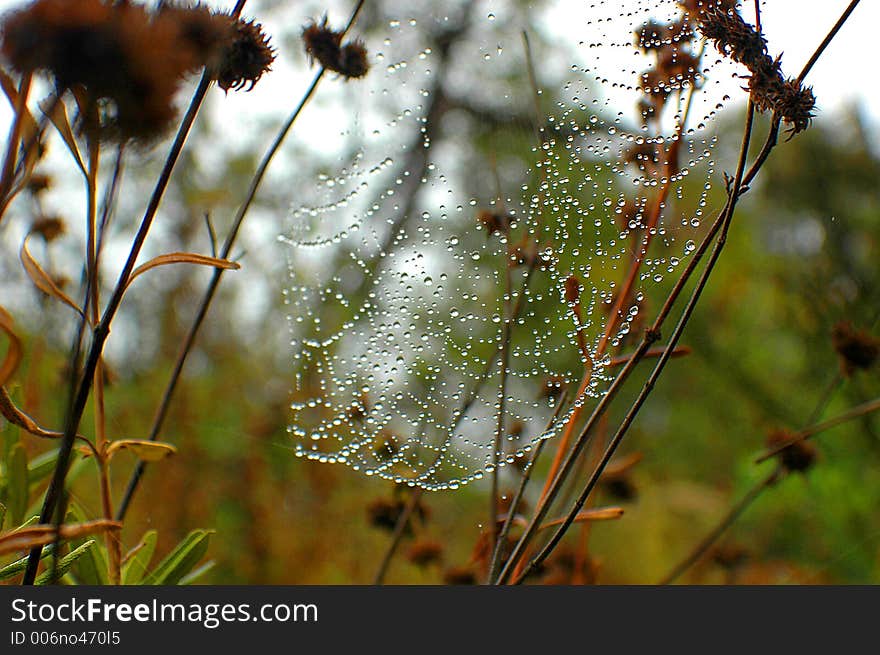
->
[[337, 40, 369, 79], [699, 8, 768, 71], [746, 56, 784, 113], [406, 540, 444, 568], [775, 79, 815, 137], [30, 214, 65, 242], [302, 16, 370, 81], [442, 566, 476, 585], [0, 0, 210, 142], [766, 429, 817, 473], [26, 172, 51, 196], [162, 3, 234, 70], [302, 16, 344, 70], [832, 321, 880, 376], [600, 472, 638, 502], [214, 16, 275, 92], [366, 498, 404, 532], [476, 209, 510, 236]]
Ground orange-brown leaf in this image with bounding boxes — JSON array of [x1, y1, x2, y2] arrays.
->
[[0, 306, 22, 387], [602, 452, 644, 478], [0, 386, 64, 439], [20, 235, 86, 319], [39, 96, 85, 174], [0, 520, 121, 556], [127, 252, 240, 289], [538, 507, 624, 532]]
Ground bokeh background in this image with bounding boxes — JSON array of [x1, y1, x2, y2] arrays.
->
[[1, 0, 879, 583]]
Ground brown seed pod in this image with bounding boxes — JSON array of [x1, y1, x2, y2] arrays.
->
[[766, 429, 817, 473], [302, 16, 370, 80], [832, 321, 880, 376], [406, 540, 444, 568], [214, 16, 275, 92]]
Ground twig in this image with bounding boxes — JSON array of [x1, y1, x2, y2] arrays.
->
[[498, 0, 860, 583]]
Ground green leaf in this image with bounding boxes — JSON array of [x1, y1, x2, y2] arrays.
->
[[106, 440, 177, 462], [66, 506, 107, 585], [122, 530, 157, 585], [178, 560, 215, 585], [0, 501, 5, 530], [27, 449, 59, 489], [0, 543, 55, 581], [35, 540, 95, 585], [142, 530, 213, 586], [25, 455, 86, 519], [7, 444, 28, 525]]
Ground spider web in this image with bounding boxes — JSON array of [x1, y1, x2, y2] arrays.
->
[[281, 0, 739, 490]]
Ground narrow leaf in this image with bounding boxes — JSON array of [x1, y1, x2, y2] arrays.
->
[[179, 560, 215, 585], [39, 96, 85, 174], [7, 444, 28, 526], [68, 505, 106, 585], [122, 530, 157, 585], [20, 235, 86, 319], [0, 519, 120, 556], [0, 386, 64, 439], [0, 306, 22, 387], [127, 252, 239, 290], [106, 439, 177, 462], [0, 70, 39, 183], [142, 530, 213, 586], [27, 448, 59, 489], [537, 507, 625, 532], [0, 542, 55, 581], [35, 540, 95, 585]]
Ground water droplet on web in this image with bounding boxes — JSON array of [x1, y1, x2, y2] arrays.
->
[[281, 1, 729, 490]]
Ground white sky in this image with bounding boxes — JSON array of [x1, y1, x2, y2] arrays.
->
[[0, 0, 875, 130]]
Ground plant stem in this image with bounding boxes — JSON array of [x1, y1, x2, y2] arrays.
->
[[373, 489, 423, 585], [115, 0, 367, 521], [658, 466, 782, 585], [487, 391, 568, 582], [22, 68, 217, 585], [756, 395, 880, 464], [508, 100, 759, 585], [795, 0, 861, 86]]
